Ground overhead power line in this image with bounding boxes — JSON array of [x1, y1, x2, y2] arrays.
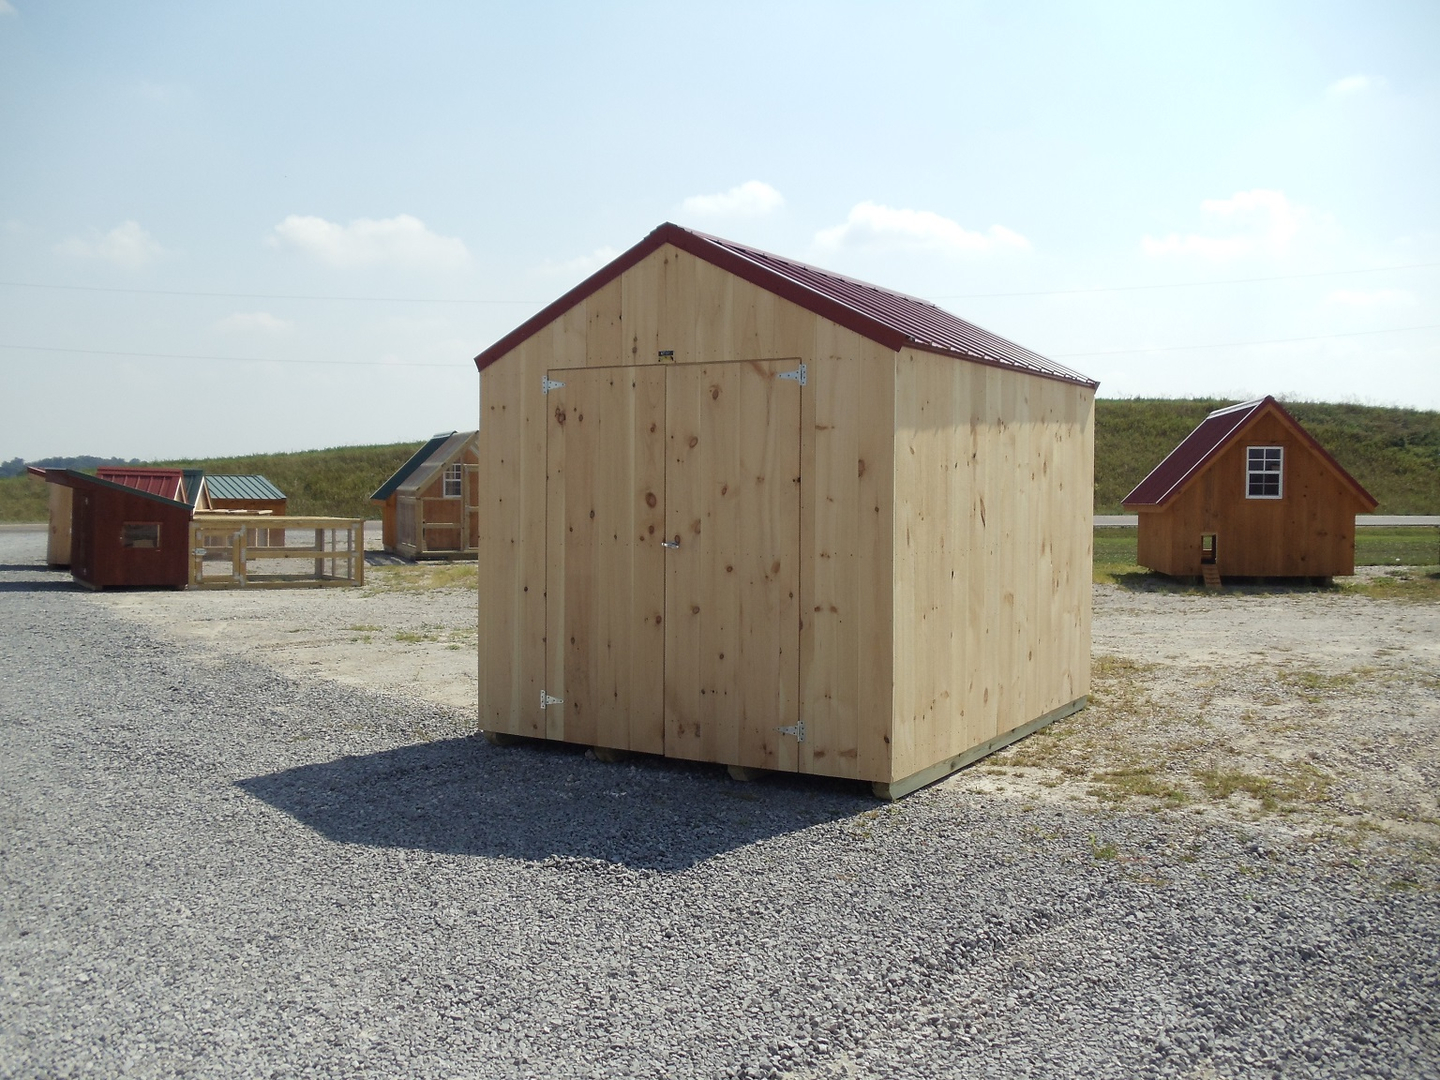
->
[[927, 262, 1440, 301], [0, 344, 460, 368], [0, 280, 543, 305], [0, 260, 1435, 306], [1054, 323, 1440, 359], [4, 321, 1436, 370]]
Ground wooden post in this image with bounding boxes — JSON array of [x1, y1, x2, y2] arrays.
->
[[232, 529, 246, 586]]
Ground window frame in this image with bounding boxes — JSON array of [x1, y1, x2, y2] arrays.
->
[[1245, 445, 1284, 500], [120, 522, 162, 549], [442, 462, 463, 499]]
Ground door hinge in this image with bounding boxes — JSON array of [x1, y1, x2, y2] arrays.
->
[[777, 720, 806, 742], [776, 363, 807, 387], [540, 691, 564, 710], [542, 377, 565, 395]]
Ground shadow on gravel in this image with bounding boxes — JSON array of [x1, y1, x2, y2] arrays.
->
[[0, 578, 84, 592], [0, 563, 64, 572], [238, 736, 871, 872], [1109, 571, 1342, 595]]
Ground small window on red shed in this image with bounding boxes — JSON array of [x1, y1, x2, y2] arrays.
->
[[1246, 446, 1283, 499], [443, 463, 463, 498], [121, 522, 161, 549]]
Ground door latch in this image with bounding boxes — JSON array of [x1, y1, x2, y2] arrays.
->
[[661, 538, 681, 549]]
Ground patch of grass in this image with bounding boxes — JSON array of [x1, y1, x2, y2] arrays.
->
[[1340, 567, 1440, 602], [1088, 835, 1119, 861], [1276, 667, 1364, 703], [1087, 765, 1190, 807], [1194, 762, 1334, 813], [394, 628, 445, 644], [347, 624, 382, 633], [1355, 528, 1440, 566], [1195, 768, 1281, 809], [366, 563, 479, 593]]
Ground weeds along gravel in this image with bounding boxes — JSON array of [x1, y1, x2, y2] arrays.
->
[[1, 531, 1438, 1080]]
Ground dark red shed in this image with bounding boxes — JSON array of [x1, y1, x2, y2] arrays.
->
[[45, 471, 193, 589]]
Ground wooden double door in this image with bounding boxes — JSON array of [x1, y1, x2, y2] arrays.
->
[[545, 360, 802, 771]]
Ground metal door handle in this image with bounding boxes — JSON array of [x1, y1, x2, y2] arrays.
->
[[661, 538, 680, 549]]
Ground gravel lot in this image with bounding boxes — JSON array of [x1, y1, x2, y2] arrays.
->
[[2, 527, 1437, 1079]]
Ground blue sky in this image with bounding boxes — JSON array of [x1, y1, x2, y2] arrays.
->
[[2, 1, 1436, 461]]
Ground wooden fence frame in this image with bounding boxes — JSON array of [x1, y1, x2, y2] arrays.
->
[[189, 515, 365, 588]]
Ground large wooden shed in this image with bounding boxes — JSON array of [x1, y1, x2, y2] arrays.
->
[[472, 223, 1097, 797], [44, 470, 193, 589], [1122, 396, 1377, 581], [369, 431, 480, 559]]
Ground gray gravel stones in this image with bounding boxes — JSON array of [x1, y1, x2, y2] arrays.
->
[[1, 529, 1437, 1079]]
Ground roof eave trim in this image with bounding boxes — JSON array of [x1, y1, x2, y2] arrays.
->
[[898, 341, 1099, 389]]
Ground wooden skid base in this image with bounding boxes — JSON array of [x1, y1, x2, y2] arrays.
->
[[592, 746, 631, 764], [727, 764, 764, 783], [871, 695, 1089, 801], [482, 729, 525, 747]]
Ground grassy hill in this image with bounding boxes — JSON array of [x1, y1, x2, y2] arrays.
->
[[0, 442, 421, 522], [3, 398, 1437, 523], [156, 443, 421, 518]]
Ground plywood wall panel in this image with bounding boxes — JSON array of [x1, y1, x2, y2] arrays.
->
[[664, 360, 801, 772], [798, 333, 895, 781], [891, 351, 1092, 782], [545, 367, 666, 753], [477, 339, 547, 737]]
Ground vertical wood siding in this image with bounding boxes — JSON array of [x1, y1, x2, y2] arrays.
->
[[890, 351, 1093, 782]]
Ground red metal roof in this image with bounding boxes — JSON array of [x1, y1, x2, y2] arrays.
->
[[96, 467, 186, 500], [45, 469, 193, 509], [473, 222, 1097, 388], [1121, 396, 1377, 509]]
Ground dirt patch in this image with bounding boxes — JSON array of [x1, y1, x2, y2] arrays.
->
[[951, 576, 1440, 853], [95, 562, 480, 718]]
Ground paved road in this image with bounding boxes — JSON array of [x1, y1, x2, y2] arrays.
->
[[1095, 515, 1440, 527]]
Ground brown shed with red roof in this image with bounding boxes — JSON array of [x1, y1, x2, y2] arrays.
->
[[44, 470, 194, 589], [1122, 397, 1376, 581], [472, 223, 1098, 797]]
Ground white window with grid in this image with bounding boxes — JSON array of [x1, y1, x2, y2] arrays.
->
[[443, 463, 463, 498], [1246, 446, 1283, 499]]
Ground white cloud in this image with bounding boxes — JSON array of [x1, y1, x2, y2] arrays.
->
[[537, 246, 619, 279], [680, 181, 784, 218], [56, 221, 165, 269], [1141, 189, 1308, 261], [215, 311, 294, 334], [268, 213, 470, 270], [814, 202, 1031, 255], [0, 2, 16, 16], [1326, 288, 1415, 308], [1327, 75, 1384, 98]]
